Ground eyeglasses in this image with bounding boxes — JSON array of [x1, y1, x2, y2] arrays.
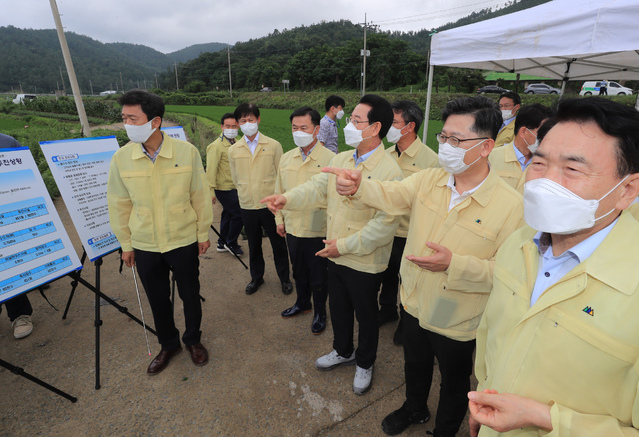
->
[[350, 119, 370, 127], [436, 133, 488, 148]]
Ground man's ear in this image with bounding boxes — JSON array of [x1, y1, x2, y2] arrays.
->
[[616, 173, 639, 211], [152, 117, 162, 130], [481, 138, 495, 157]]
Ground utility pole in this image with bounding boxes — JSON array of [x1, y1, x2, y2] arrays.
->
[[227, 46, 233, 98], [59, 66, 66, 94], [89, 79, 94, 96], [154, 73, 159, 89], [120, 72, 124, 93], [358, 14, 375, 97], [49, 0, 91, 137], [174, 62, 179, 91]]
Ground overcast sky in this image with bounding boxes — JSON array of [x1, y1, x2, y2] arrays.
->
[[2, 0, 509, 53]]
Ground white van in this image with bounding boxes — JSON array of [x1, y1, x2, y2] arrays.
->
[[580, 81, 633, 96], [12, 94, 37, 104]]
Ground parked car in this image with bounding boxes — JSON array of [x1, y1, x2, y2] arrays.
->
[[99, 90, 117, 96], [12, 94, 37, 104], [260, 87, 273, 92], [476, 85, 510, 94], [524, 83, 561, 94], [579, 81, 633, 96]]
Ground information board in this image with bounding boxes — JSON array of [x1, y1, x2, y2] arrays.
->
[[40, 136, 121, 262], [160, 126, 187, 142], [0, 147, 82, 303]]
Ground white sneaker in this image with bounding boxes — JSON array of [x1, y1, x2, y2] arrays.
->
[[353, 365, 373, 395], [315, 349, 356, 371], [13, 315, 33, 339]]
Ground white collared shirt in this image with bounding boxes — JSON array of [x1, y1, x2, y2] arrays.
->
[[246, 132, 260, 154], [446, 173, 488, 211]]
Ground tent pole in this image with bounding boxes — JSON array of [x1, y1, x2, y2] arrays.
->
[[423, 64, 434, 146], [560, 80, 567, 97]]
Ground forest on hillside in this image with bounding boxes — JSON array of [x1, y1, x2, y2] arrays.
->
[[2, 0, 551, 94]]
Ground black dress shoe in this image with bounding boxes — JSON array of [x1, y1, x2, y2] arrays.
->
[[281, 281, 294, 295], [245, 278, 264, 295], [281, 303, 312, 318], [186, 343, 209, 366], [311, 312, 327, 335], [378, 308, 399, 327], [381, 405, 430, 436], [147, 346, 182, 376]]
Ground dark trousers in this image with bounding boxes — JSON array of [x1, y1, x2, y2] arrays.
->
[[286, 234, 327, 313], [2, 293, 33, 322], [402, 309, 475, 437], [215, 189, 243, 248], [328, 261, 383, 369], [134, 243, 202, 351], [378, 236, 407, 312], [241, 208, 290, 283]]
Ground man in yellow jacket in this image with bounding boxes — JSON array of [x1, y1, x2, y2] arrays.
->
[[468, 97, 639, 436], [228, 103, 292, 296], [107, 90, 213, 375], [488, 103, 553, 192], [323, 96, 524, 437], [275, 107, 335, 335], [379, 100, 439, 345], [494, 92, 520, 148], [206, 113, 243, 255], [263, 94, 402, 396]]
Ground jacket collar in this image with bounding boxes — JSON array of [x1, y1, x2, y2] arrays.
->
[[131, 133, 173, 160], [435, 167, 500, 208], [504, 142, 520, 164]]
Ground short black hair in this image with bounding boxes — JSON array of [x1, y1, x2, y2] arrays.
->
[[441, 96, 502, 140], [118, 90, 165, 121], [359, 94, 394, 140], [514, 104, 554, 134], [553, 97, 639, 177], [234, 103, 260, 121], [221, 113, 236, 125], [325, 95, 346, 112], [536, 117, 557, 143], [392, 100, 424, 134], [499, 91, 521, 106], [290, 106, 321, 126]]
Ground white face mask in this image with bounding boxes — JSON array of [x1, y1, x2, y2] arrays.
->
[[124, 118, 157, 144], [336, 110, 345, 120], [523, 176, 628, 235], [343, 122, 373, 148], [523, 128, 539, 153], [240, 121, 258, 137], [438, 139, 486, 174], [292, 130, 315, 148], [223, 128, 238, 139], [386, 126, 406, 144], [501, 109, 515, 121]]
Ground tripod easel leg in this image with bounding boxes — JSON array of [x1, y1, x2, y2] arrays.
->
[[0, 358, 77, 403], [62, 250, 87, 319], [94, 258, 102, 390]]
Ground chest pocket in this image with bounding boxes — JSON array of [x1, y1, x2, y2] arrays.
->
[[160, 165, 193, 202], [531, 306, 639, 416], [452, 218, 497, 258], [255, 150, 276, 180]]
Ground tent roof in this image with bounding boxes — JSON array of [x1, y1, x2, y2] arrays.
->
[[430, 0, 639, 81]]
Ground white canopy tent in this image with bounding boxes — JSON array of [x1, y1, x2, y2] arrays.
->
[[424, 0, 639, 140]]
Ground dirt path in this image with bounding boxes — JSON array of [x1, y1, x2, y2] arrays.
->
[[0, 198, 473, 437]]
